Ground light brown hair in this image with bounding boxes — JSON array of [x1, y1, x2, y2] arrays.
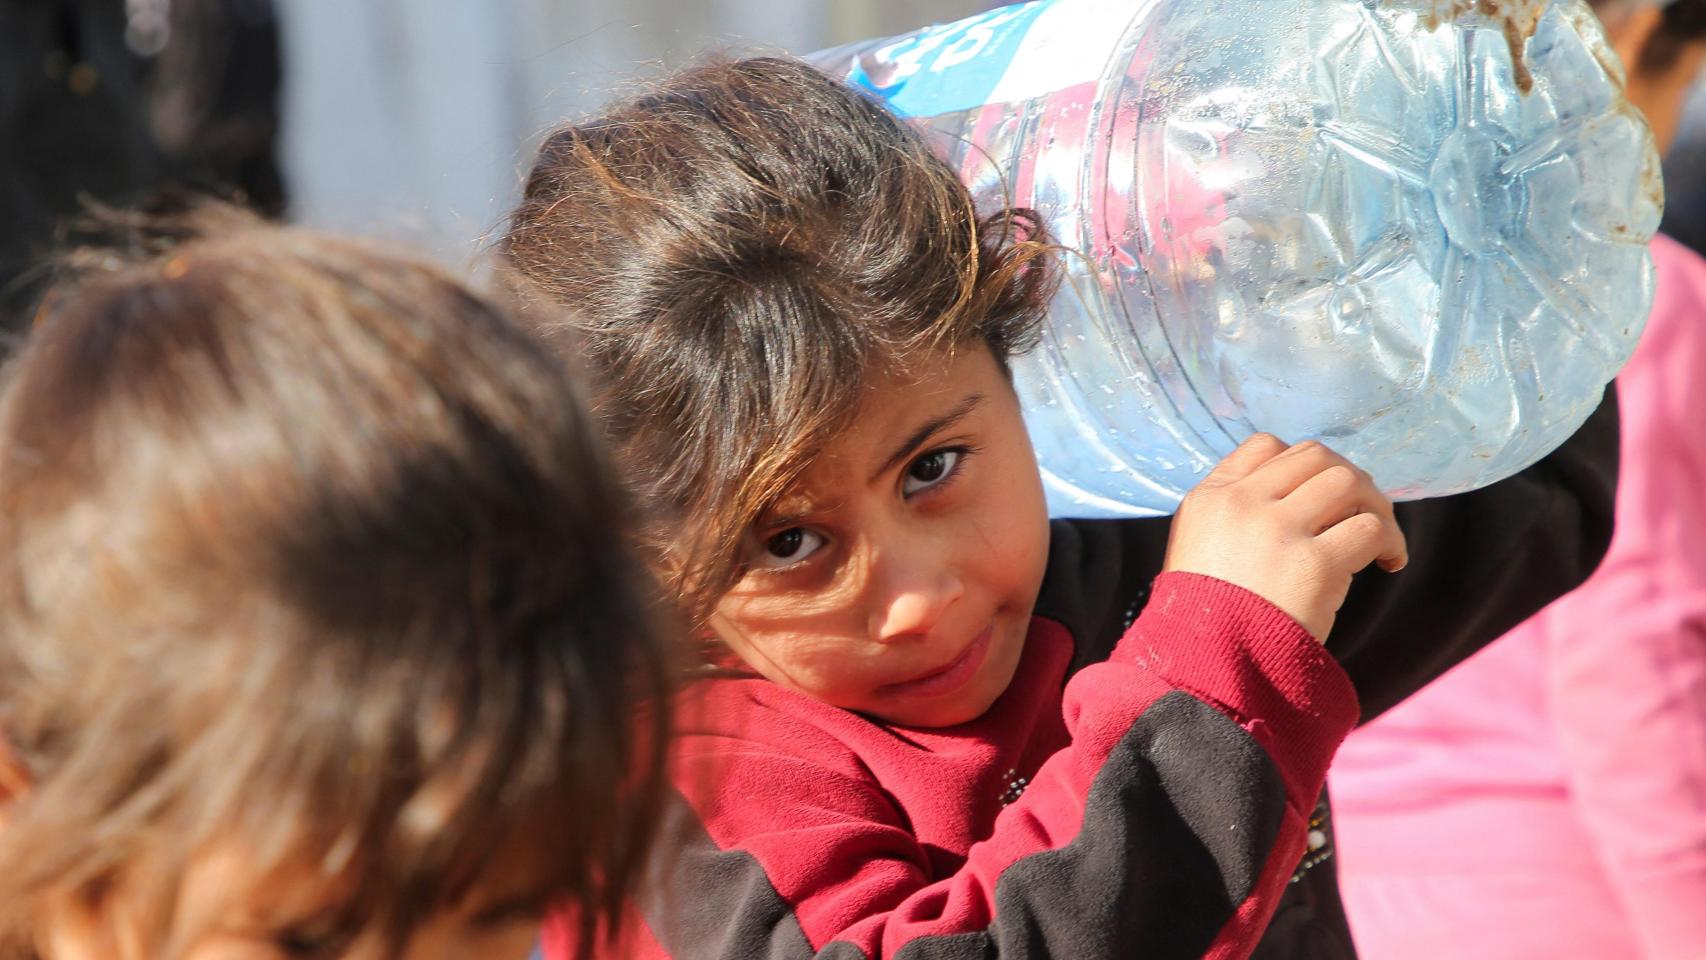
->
[[1637, 0, 1706, 72], [503, 56, 1057, 625], [1591, 0, 1706, 71], [0, 214, 673, 956]]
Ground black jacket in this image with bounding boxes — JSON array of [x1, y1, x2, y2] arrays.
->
[[1033, 385, 1621, 958]]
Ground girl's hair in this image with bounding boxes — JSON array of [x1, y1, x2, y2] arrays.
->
[[503, 56, 1058, 625], [1593, 0, 1706, 72], [1643, 0, 1706, 71], [0, 214, 673, 956]]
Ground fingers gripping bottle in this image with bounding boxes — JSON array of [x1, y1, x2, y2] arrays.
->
[[812, 0, 1661, 518]]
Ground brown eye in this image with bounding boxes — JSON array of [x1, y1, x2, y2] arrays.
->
[[903, 449, 961, 495], [759, 526, 824, 567], [766, 528, 803, 558]]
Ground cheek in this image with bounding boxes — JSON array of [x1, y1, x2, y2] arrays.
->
[[966, 451, 1050, 596], [713, 603, 873, 701], [975, 512, 1048, 605]]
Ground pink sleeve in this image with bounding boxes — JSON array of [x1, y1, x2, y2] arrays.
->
[[1542, 235, 1706, 959]]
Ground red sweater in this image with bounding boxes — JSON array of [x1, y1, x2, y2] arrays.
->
[[544, 572, 1357, 958]]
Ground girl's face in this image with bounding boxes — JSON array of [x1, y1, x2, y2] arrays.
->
[[710, 343, 1052, 728]]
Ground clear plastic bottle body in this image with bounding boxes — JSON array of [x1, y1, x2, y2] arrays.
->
[[813, 0, 1660, 517]]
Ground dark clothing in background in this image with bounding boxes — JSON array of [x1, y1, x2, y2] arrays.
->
[[0, 0, 285, 339], [1663, 131, 1706, 257]]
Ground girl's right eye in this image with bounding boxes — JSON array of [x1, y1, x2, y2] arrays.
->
[[757, 526, 826, 568]]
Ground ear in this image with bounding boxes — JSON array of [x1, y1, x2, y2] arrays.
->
[[0, 732, 28, 813], [0, 732, 33, 848], [38, 888, 125, 960]]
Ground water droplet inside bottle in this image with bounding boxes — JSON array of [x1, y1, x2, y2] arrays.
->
[[1337, 296, 1363, 324]]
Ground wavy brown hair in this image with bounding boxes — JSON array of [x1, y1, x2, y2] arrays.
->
[[0, 215, 673, 957], [503, 56, 1058, 625]]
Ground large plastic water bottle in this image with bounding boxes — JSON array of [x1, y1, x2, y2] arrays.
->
[[813, 0, 1661, 517]]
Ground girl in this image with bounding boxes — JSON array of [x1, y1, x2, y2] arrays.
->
[[505, 57, 1618, 959], [0, 215, 672, 960]]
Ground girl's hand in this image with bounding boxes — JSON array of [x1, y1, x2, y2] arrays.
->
[[1163, 434, 1408, 643]]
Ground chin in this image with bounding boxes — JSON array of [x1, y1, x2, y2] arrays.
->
[[896, 699, 990, 729], [934, 693, 1001, 727], [909, 659, 1020, 727]]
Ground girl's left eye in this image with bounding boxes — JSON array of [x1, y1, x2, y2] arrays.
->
[[903, 449, 962, 496]]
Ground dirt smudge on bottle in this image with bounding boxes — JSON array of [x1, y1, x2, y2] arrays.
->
[[1404, 0, 1547, 93]]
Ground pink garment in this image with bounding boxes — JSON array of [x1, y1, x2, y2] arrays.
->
[[1329, 233, 1706, 960]]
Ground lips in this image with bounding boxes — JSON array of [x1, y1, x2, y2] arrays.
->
[[879, 624, 994, 700]]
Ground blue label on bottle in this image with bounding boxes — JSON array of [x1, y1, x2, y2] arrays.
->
[[846, 0, 1054, 117]]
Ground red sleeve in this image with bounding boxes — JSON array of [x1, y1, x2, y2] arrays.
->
[[544, 571, 1358, 959]]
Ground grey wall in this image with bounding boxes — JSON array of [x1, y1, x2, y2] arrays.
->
[[276, 0, 983, 258]]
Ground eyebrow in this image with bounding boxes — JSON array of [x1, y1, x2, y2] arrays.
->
[[871, 393, 985, 484]]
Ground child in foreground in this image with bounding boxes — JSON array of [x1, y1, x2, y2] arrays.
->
[[0, 216, 672, 960], [506, 58, 1620, 959]]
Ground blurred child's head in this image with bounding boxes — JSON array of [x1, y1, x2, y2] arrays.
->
[[504, 57, 1059, 727], [1591, 0, 1706, 152], [0, 216, 673, 959]]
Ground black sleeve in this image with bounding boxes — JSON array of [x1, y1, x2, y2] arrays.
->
[[1037, 383, 1621, 723], [1330, 384, 1619, 720]]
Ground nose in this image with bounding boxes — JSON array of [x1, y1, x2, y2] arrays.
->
[[865, 532, 964, 644]]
